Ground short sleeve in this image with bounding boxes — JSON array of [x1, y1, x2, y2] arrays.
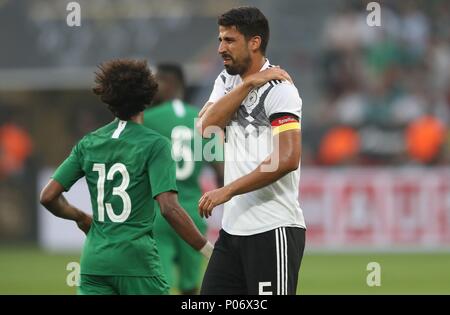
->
[[265, 83, 302, 121], [51, 143, 84, 191], [207, 72, 227, 104], [148, 138, 178, 198]]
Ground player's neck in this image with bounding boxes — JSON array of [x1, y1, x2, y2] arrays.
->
[[241, 55, 266, 79], [129, 112, 144, 125]]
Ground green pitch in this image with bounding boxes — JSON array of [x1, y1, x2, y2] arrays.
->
[[0, 247, 80, 294], [1, 247, 449, 294], [299, 252, 450, 294]]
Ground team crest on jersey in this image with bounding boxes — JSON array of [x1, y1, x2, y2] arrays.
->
[[244, 89, 259, 112]]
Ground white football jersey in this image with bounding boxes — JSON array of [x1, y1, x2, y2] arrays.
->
[[208, 59, 306, 235]]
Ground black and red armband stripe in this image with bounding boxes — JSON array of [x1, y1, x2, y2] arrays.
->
[[269, 112, 300, 135]]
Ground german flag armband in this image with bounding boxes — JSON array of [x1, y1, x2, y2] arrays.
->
[[270, 112, 300, 135]]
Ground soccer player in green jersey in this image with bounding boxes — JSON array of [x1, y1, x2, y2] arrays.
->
[[39, 59, 213, 295], [143, 63, 223, 294]]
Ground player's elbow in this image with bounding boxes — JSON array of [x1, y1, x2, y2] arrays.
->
[[197, 117, 216, 138], [196, 118, 207, 138], [40, 179, 65, 209], [156, 191, 181, 220], [283, 161, 299, 173], [159, 204, 173, 219], [197, 117, 222, 139], [39, 188, 55, 207], [280, 154, 300, 173], [159, 201, 180, 220]]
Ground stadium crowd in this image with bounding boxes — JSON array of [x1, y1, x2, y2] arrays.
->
[[307, 0, 450, 166]]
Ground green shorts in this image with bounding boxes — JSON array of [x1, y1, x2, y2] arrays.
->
[[154, 211, 207, 292], [78, 274, 169, 295]]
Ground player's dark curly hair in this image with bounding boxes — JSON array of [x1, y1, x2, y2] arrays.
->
[[218, 6, 270, 54], [93, 59, 158, 120]]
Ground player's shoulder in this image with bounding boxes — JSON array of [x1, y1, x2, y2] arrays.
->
[[261, 80, 302, 111], [267, 80, 300, 96], [217, 69, 230, 83], [264, 76, 301, 104], [265, 64, 299, 93], [215, 69, 239, 87], [79, 120, 116, 144], [70, 121, 112, 155], [147, 131, 172, 153], [130, 124, 171, 152]]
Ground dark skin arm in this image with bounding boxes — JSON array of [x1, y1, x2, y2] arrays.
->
[[156, 191, 207, 251], [40, 179, 92, 234], [40, 182, 208, 251], [199, 129, 301, 218]]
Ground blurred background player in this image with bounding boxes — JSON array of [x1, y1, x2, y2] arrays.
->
[[39, 59, 213, 295], [143, 63, 223, 295]]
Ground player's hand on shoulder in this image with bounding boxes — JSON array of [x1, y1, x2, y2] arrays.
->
[[197, 102, 214, 135], [244, 66, 293, 88]]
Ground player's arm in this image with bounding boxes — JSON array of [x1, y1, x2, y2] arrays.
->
[[227, 128, 300, 194], [199, 127, 300, 218], [40, 142, 92, 234], [197, 67, 292, 136], [156, 191, 213, 258], [40, 179, 92, 234], [149, 138, 213, 258]]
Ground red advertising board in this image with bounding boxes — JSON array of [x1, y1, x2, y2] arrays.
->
[[300, 168, 450, 249]]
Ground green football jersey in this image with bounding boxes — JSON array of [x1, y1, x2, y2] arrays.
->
[[143, 100, 204, 214], [52, 119, 177, 277]]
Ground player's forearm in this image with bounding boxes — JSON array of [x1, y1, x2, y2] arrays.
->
[[226, 153, 298, 197], [157, 192, 207, 250], [41, 194, 85, 222], [162, 206, 207, 250], [228, 129, 301, 197], [199, 81, 253, 135]]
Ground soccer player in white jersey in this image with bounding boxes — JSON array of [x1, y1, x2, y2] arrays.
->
[[197, 6, 306, 295]]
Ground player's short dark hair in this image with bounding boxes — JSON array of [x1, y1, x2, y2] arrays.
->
[[157, 63, 185, 88], [218, 6, 270, 54], [93, 59, 158, 120]]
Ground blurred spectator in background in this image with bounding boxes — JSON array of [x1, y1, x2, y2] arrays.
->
[[314, 0, 449, 166], [143, 63, 223, 294], [319, 126, 360, 165], [406, 115, 446, 164], [1, 0, 448, 172], [0, 110, 33, 240], [0, 120, 33, 179]]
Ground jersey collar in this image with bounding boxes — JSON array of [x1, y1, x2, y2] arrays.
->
[[259, 58, 270, 72]]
